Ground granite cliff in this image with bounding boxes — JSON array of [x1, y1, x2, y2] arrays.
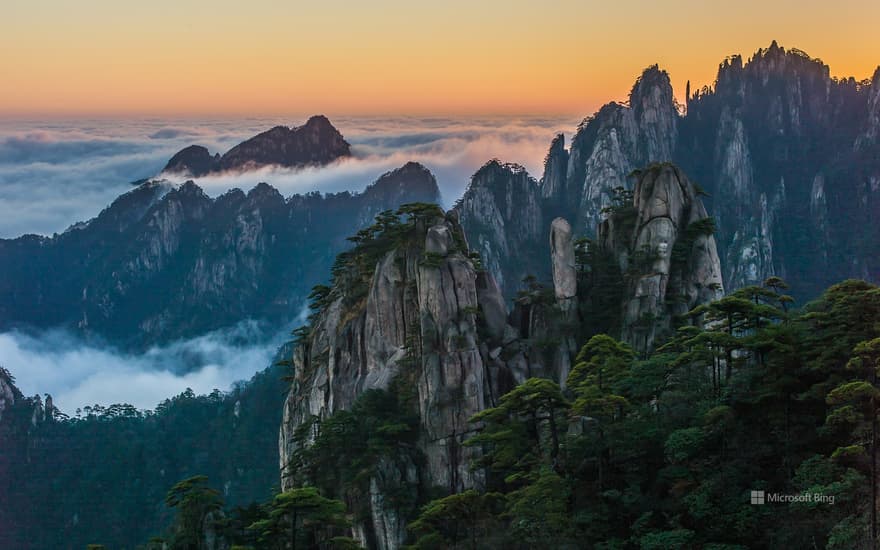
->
[[459, 43, 880, 300], [278, 162, 722, 548]]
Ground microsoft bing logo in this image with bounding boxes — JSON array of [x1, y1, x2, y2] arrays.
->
[[750, 490, 765, 505]]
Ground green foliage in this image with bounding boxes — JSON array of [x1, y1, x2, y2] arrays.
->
[[413, 279, 880, 549], [0, 360, 290, 550], [467, 378, 569, 485], [249, 487, 351, 550], [600, 186, 635, 217], [574, 238, 625, 340], [164, 475, 224, 550], [285, 388, 421, 521], [505, 469, 573, 546], [408, 490, 506, 549], [34, 278, 880, 549], [420, 251, 445, 268], [663, 427, 704, 463], [320, 203, 447, 314], [670, 217, 716, 266]]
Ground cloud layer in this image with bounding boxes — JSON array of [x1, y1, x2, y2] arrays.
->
[[0, 115, 577, 410], [0, 115, 576, 238], [1, 321, 286, 413]]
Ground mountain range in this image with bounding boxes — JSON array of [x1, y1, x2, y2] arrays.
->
[[1, 42, 879, 549], [0, 161, 439, 348], [458, 41, 880, 300]]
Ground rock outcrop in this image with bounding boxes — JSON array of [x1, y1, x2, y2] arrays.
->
[[278, 166, 723, 546], [279, 210, 515, 549], [550, 217, 577, 307], [0, 367, 22, 423], [464, 44, 880, 302], [563, 65, 679, 234], [162, 115, 351, 177], [455, 160, 546, 295], [598, 163, 724, 353], [162, 145, 221, 177], [0, 163, 440, 348]]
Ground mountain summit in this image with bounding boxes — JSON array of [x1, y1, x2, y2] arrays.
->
[[162, 115, 351, 176]]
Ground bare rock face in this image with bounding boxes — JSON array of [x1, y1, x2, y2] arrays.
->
[[471, 44, 880, 301], [550, 218, 577, 304], [857, 66, 880, 150], [564, 65, 678, 235], [540, 134, 570, 205], [0, 368, 21, 423], [456, 160, 545, 295], [279, 213, 516, 549], [599, 164, 724, 354]]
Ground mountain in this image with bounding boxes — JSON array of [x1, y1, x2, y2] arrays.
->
[[163, 145, 221, 177], [596, 163, 724, 354], [458, 43, 880, 300], [162, 115, 352, 177], [679, 42, 880, 297], [0, 161, 440, 348], [278, 163, 722, 548], [455, 160, 546, 291]]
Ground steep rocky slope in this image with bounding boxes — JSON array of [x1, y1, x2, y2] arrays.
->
[[460, 43, 879, 300], [279, 163, 722, 548], [162, 115, 351, 176], [597, 163, 724, 354], [279, 208, 512, 549], [455, 160, 546, 292], [680, 42, 880, 296], [0, 162, 440, 348]]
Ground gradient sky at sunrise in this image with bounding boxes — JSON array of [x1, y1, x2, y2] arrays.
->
[[2, 0, 879, 116]]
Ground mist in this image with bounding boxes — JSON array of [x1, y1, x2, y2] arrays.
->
[[0, 115, 577, 238], [0, 321, 288, 413], [0, 116, 576, 410]]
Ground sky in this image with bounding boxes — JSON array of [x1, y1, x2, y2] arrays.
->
[[2, 0, 879, 117], [2, 0, 880, 410]]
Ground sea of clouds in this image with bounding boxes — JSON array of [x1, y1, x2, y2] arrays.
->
[[0, 114, 578, 411], [0, 115, 577, 238]]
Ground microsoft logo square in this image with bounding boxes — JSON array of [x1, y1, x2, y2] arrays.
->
[[751, 490, 765, 505]]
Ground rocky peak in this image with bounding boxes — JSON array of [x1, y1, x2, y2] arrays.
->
[[162, 116, 352, 177], [629, 65, 678, 163], [158, 181, 212, 219], [219, 116, 351, 172], [361, 162, 440, 203], [162, 145, 220, 177], [303, 114, 335, 132], [540, 133, 570, 204], [245, 181, 284, 204], [279, 207, 516, 547], [357, 162, 442, 227], [857, 66, 880, 149], [0, 367, 22, 422], [456, 160, 545, 294], [599, 163, 723, 354]]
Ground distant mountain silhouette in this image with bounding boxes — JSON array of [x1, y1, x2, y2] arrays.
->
[[162, 115, 351, 176]]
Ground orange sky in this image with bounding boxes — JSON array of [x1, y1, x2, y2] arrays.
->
[[2, 0, 879, 117]]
